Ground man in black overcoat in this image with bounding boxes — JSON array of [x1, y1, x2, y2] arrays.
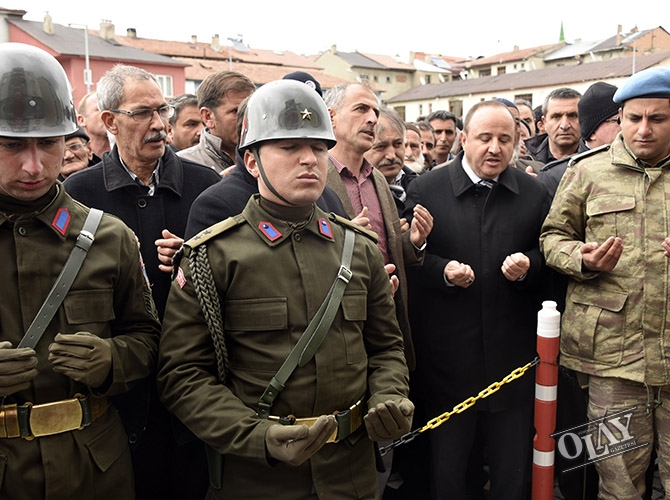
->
[[401, 100, 551, 500]]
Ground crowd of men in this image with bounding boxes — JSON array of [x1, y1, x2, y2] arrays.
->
[[2, 40, 670, 500]]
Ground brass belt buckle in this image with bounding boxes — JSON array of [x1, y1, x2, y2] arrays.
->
[[28, 397, 83, 439], [0, 404, 20, 439]]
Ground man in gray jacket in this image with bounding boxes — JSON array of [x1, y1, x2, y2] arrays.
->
[[178, 71, 255, 174]]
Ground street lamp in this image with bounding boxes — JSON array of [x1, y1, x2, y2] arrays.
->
[[69, 24, 92, 93]]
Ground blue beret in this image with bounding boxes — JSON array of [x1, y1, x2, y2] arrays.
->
[[613, 67, 670, 103]]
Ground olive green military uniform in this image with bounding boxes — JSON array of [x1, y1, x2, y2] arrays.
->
[[0, 184, 161, 500], [158, 195, 410, 499], [540, 134, 670, 499]]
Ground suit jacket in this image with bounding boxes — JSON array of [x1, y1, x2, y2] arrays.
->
[[327, 161, 421, 370], [404, 154, 551, 410], [64, 145, 221, 319]]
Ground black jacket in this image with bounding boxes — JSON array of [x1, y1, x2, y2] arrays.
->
[[185, 150, 346, 239], [536, 141, 591, 199], [64, 146, 219, 497], [64, 145, 221, 318], [404, 154, 551, 410]]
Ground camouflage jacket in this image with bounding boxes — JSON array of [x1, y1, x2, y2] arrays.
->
[[540, 134, 670, 384]]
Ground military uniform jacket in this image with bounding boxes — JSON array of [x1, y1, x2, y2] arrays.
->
[[158, 195, 409, 499], [0, 184, 161, 499], [541, 134, 670, 384]]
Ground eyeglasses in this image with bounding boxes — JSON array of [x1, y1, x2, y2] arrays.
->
[[109, 105, 175, 122], [65, 142, 89, 153]]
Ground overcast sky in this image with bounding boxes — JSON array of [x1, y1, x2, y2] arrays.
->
[[18, 1, 668, 60]]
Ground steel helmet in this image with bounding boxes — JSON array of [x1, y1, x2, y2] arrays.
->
[[0, 43, 78, 137], [239, 79, 336, 151]]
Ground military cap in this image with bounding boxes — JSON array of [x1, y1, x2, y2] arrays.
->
[[613, 67, 670, 103]]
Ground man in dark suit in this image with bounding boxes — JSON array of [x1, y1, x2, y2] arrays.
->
[[403, 100, 551, 500]]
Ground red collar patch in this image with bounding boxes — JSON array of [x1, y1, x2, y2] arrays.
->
[[318, 218, 333, 239], [258, 221, 282, 241], [52, 208, 70, 236]]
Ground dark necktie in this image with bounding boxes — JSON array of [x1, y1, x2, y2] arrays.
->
[[478, 179, 496, 189]]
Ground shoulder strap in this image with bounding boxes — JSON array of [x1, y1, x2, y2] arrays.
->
[[185, 215, 245, 249], [18, 208, 104, 349], [257, 228, 356, 419], [331, 213, 379, 243]]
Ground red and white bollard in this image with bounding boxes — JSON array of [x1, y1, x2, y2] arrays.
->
[[532, 300, 560, 500]]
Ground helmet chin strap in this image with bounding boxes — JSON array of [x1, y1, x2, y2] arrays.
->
[[253, 148, 297, 206]]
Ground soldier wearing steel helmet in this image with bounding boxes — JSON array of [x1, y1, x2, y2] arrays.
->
[[157, 79, 413, 499], [0, 43, 160, 499]]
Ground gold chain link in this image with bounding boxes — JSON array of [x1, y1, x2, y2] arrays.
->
[[420, 357, 539, 433], [378, 357, 540, 456]]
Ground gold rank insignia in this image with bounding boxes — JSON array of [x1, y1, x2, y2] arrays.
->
[[300, 108, 312, 120]]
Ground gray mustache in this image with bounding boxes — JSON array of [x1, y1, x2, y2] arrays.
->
[[144, 131, 167, 143]]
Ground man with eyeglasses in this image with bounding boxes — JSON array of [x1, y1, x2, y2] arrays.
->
[[60, 127, 95, 179], [64, 64, 221, 500]]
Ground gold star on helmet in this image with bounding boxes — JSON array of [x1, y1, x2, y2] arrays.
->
[[300, 108, 312, 120]]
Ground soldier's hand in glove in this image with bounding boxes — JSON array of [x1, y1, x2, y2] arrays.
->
[[48, 332, 112, 388], [265, 414, 337, 466], [0, 341, 38, 397], [364, 398, 414, 441]]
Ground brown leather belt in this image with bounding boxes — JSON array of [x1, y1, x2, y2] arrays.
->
[[0, 394, 108, 440], [268, 397, 365, 443]]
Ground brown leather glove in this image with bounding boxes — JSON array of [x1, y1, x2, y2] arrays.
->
[[48, 332, 112, 388], [364, 398, 414, 441], [265, 414, 337, 466], [0, 341, 38, 397]]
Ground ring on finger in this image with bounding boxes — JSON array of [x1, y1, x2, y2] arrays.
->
[[465, 277, 473, 284]]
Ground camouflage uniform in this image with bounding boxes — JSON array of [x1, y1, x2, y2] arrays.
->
[[540, 133, 670, 499]]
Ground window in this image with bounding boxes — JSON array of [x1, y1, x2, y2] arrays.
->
[[155, 75, 174, 98], [497, 66, 506, 75], [373, 75, 379, 83], [450, 101, 463, 122], [425, 75, 431, 84], [419, 104, 423, 116], [394, 106, 406, 121], [480, 69, 491, 77], [515, 93, 533, 105], [386, 75, 391, 84]]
